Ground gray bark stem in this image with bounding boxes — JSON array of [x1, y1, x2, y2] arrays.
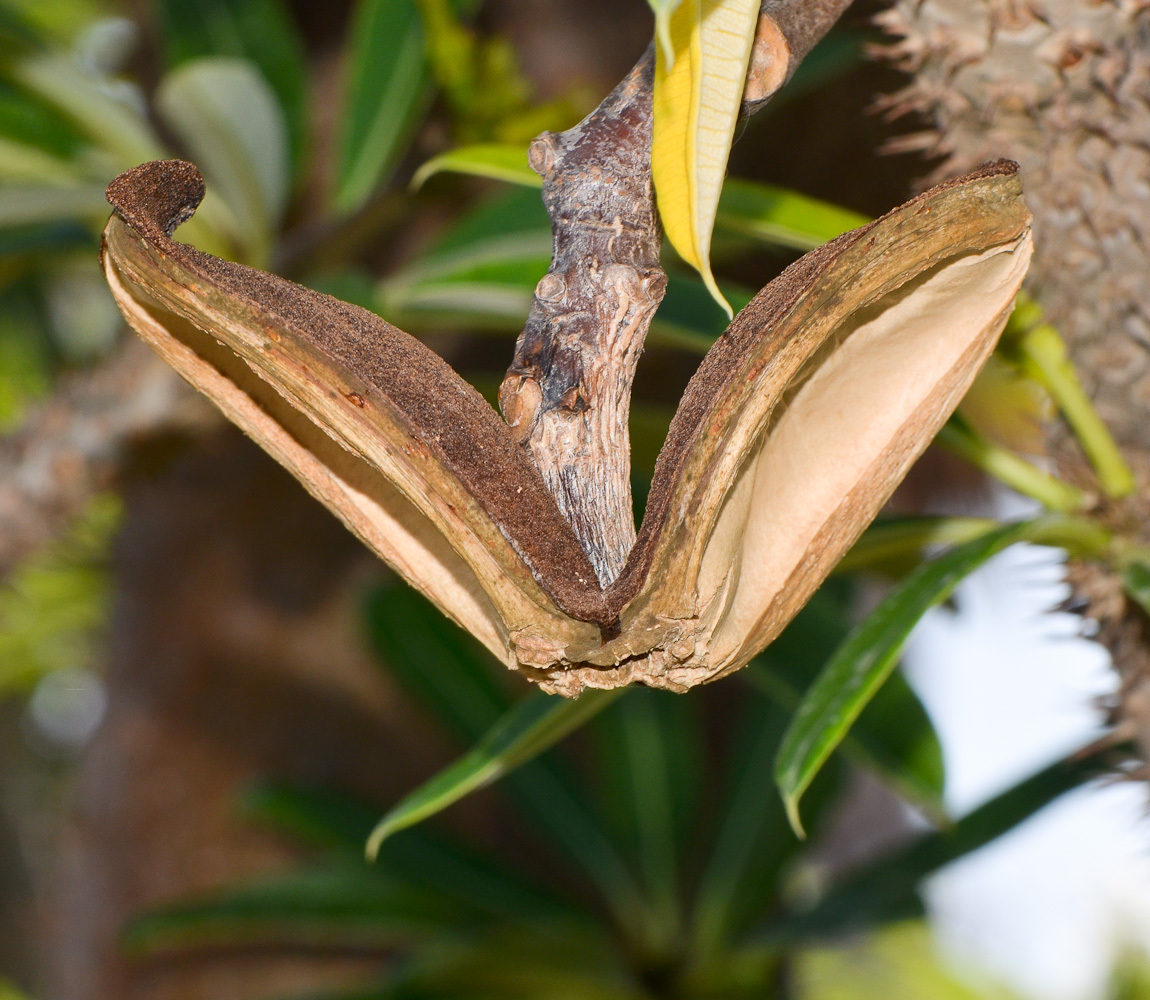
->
[[500, 1, 854, 587], [500, 52, 664, 587]]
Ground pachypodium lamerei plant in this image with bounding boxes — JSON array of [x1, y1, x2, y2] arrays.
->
[[99, 3, 1034, 697], [873, 0, 1150, 774]]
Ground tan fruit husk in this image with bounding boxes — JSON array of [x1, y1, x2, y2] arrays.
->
[[102, 159, 1031, 695]]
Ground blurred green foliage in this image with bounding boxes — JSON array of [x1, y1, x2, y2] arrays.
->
[[124, 580, 1112, 998], [0, 0, 1137, 996], [1113, 954, 1150, 1000], [795, 921, 1022, 1000], [0, 492, 120, 696]]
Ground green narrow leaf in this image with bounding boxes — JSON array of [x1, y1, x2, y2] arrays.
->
[[835, 516, 1000, 578], [690, 699, 789, 961], [853, 671, 945, 816], [0, 4, 38, 51], [647, 0, 686, 66], [412, 142, 538, 190], [151, 0, 308, 177], [748, 662, 946, 824], [365, 583, 646, 925], [1123, 558, 1150, 618], [691, 701, 852, 957], [0, 135, 79, 183], [0, 80, 87, 158], [377, 185, 550, 330], [155, 56, 289, 266], [2, 0, 106, 44], [245, 784, 589, 923], [245, 782, 378, 850], [0, 221, 92, 260], [407, 935, 642, 1000], [506, 760, 650, 931], [367, 689, 620, 858], [336, 0, 432, 213], [776, 519, 1054, 836], [382, 832, 590, 924], [763, 740, 1123, 941], [122, 864, 460, 954], [1002, 294, 1135, 500], [689, 588, 864, 958], [411, 143, 867, 254], [590, 691, 691, 953], [715, 177, 870, 252], [12, 54, 165, 166], [768, 28, 863, 108], [357, 924, 638, 1000], [424, 182, 547, 253], [652, 271, 752, 352], [378, 234, 549, 329], [366, 581, 510, 742], [937, 415, 1087, 513], [378, 184, 754, 348], [0, 183, 107, 227]]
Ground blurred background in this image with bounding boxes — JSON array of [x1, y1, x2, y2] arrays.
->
[[1, 0, 1149, 998]]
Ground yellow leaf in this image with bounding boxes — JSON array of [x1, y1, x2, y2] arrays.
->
[[652, 0, 760, 318]]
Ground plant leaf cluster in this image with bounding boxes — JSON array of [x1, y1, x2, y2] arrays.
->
[[126, 579, 1121, 998]]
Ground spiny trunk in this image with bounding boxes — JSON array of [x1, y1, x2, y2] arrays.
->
[[873, 0, 1150, 770]]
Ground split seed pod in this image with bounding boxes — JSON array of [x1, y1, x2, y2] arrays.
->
[[102, 160, 1032, 696]]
